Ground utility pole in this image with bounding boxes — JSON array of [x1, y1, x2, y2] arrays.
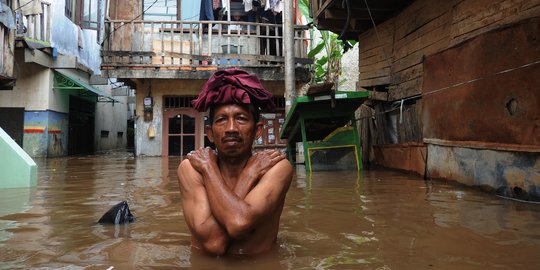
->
[[284, 0, 296, 114]]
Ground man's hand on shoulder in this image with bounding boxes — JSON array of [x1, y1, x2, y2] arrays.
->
[[186, 147, 218, 174], [245, 149, 286, 179]]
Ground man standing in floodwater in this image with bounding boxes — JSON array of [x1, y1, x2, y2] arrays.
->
[[177, 68, 293, 256]]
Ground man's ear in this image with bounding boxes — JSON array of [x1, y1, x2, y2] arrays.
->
[[255, 121, 264, 140], [205, 125, 215, 143]]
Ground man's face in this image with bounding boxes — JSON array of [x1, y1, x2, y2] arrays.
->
[[206, 104, 263, 158]]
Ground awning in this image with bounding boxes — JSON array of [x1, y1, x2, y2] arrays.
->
[[53, 70, 120, 103]]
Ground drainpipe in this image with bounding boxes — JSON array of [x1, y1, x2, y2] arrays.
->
[[283, 0, 295, 114]]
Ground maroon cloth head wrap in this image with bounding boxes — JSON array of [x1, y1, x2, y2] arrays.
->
[[192, 68, 275, 112]]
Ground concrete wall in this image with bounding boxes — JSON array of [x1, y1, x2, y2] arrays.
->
[[22, 110, 69, 157], [0, 55, 51, 110], [134, 78, 288, 156], [428, 144, 540, 199], [95, 95, 129, 151], [50, 0, 104, 74], [134, 79, 202, 156]]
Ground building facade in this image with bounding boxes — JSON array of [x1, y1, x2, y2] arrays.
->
[[310, 0, 540, 199], [0, 0, 132, 157], [103, 0, 310, 156]]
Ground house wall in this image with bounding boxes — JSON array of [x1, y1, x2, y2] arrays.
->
[[134, 78, 288, 156], [357, 0, 540, 198], [95, 95, 129, 151], [358, 0, 540, 101], [0, 54, 51, 110], [50, 0, 104, 74]]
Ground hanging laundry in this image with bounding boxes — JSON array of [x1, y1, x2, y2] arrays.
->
[[273, 0, 284, 13], [200, 0, 214, 20], [213, 0, 221, 10], [243, 0, 252, 12], [265, 0, 282, 13], [222, 0, 230, 16]]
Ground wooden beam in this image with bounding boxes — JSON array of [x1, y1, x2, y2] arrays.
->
[[314, 0, 338, 21], [323, 8, 395, 21]]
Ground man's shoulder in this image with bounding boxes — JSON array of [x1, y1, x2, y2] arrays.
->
[[177, 159, 203, 184], [264, 159, 293, 183], [178, 159, 193, 174]]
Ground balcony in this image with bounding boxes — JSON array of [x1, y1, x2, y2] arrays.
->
[[101, 20, 312, 80], [14, 1, 52, 47]]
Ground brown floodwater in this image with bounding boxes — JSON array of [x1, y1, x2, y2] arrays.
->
[[1, 152, 540, 269]]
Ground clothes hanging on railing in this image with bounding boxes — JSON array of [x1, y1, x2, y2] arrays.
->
[[213, 0, 221, 9], [264, 0, 283, 13], [243, 0, 252, 12], [200, 0, 214, 20], [222, 0, 230, 15]]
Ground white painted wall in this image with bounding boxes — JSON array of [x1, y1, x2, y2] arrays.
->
[[49, 0, 104, 74], [0, 55, 51, 111], [95, 95, 129, 151], [135, 100, 163, 156], [340, 44, 359, 91]]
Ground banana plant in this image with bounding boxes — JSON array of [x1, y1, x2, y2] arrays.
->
[[299, 0, 357, 87]]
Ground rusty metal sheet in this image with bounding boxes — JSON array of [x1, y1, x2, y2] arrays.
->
[[422, 18, 540, 148], [374, 143, 427, 175]]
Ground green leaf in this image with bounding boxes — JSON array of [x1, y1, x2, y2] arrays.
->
[[316, 56, 328, 66], [308, 42, 325, 59]]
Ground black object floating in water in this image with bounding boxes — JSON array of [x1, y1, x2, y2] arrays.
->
[[98, 201, 136, 225]]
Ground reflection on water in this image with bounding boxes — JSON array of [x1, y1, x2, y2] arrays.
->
[[1, 153, 539, 269]]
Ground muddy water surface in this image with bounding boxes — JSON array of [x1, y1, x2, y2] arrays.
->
[[1, 153, 539, 269]]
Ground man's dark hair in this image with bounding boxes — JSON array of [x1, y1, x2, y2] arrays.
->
[[208, 104, 261, 128]]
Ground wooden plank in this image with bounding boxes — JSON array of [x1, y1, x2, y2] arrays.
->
[[393, 0, 456, 41], [451, 0, 540, 45], [359, 58, 392, 73], [393, 10, 452, 60], [391, 35, 448, 74], [359, 76, 391, 87], [388, 77, 422, 101], [360, 67, 391, 80], [390, 63, 423, 84], [101, 51, 155, 57]]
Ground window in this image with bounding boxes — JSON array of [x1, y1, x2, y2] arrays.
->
[[144, 0, 178, 21], [65, 0, 74, 18], [65, 0, 101, 30], [80, 0, 99, 29]]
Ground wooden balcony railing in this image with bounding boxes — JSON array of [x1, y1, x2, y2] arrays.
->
[[15, 1, 52, 44], [101, 20, 311, 69]]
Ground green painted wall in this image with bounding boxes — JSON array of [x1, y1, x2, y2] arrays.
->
[[0, 127, 37, 188]]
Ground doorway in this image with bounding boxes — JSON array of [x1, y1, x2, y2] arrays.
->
[[68, 96, 95, 155], [165, 110, 199, 156], [0, 108, 24, 146]]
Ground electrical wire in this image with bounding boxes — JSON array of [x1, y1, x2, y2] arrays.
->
[[338, 0, 350, 40], [100, 0, 160, 46], [13, 0, 37, 11], [355, 58, 540, 121]]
